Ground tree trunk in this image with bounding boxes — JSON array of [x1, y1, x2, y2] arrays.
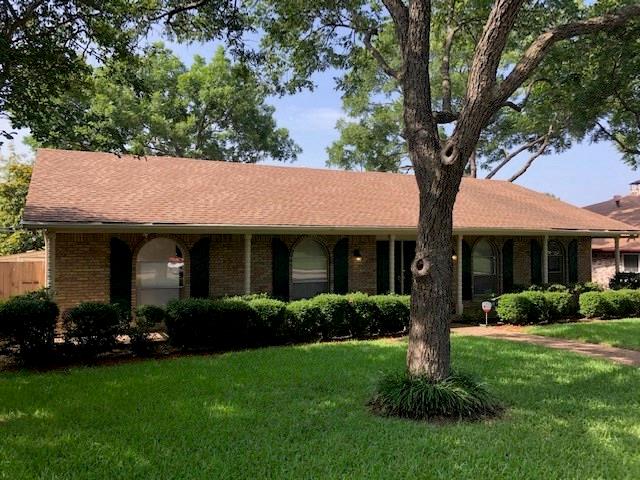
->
[[406, 154, 462, 381]]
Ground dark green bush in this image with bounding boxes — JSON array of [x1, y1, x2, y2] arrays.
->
[[0, 292, 59, 362], [284, 299, 323, 342], [579, 291, 612, 318], [311, 294, 355, 339], [247, 298, 287, 344], [165, 298, 254, 349], [609, 272, 640, 290], [519, 291, 550, 323], [603, 290, 637, 318], [369, 370, 503, 421], [345, 293, 380, 338], [63, 302, 122, 356], [545, 292, 578, 320], [495, 294, 532, 324], [371, 295, 410, 334], [571, 282, 603, 295], [130, 305, 165, 353]]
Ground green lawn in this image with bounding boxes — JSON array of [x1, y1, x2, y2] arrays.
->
[[529, 318, 640, 351], [1, 337, 640, 479]]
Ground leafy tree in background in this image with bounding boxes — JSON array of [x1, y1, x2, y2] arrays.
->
[[0, 0, 248, 147], [29, 44, 300, 162], [326, 2, 640, 180], [0, 147, 42, 255]]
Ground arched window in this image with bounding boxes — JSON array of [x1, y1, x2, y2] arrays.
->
[[548, 240, 565, 284], [136, 238, 184, 306], [473, 239, 497, 296], [291, 238, 328, 299]]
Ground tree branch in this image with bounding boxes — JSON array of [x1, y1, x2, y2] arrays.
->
[[442, 0, 526, 166], [507, 126, 553, 182], [151, 0, 212, 22], [485, 135, 546, 179], [440, 0, 459, 113], [496, 4, 640, 107], [363, 29, 399, 79], [596, 121, 640, 156], [382, 0, 409, 47]]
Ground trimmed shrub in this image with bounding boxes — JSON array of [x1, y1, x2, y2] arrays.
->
[[369, 370, 503, 421], [63, 302, 122, 355], [579, 291, 612, 318], [609, 272, 640, 290], [130, 305, 166, 353], [284, 299, 323, 342], [546, 284, 569, 293], [371, 295, 410, 334], [495, 294, 532, 324], [0, 292, 59, 362], [247, 298, 287, 344], [571, 282, 603, 295], [311, 294, 355, 339], [545, 292, 578, 320], [346, 293, 380, 338], [519, 291, 550, 323], [165, 298, 254, 349], [603, 290, 636, 318]]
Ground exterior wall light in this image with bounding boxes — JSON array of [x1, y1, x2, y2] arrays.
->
[[353, 249, 363, 261], [451, 254, 458, 261]]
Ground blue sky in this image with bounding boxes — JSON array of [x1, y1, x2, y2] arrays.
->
[[2, 39, 637, 208]]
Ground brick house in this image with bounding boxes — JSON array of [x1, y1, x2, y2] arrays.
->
[[23, 149, 637, 315], [586, 181, 640, 287]]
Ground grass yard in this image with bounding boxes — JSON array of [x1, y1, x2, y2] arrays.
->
[[529, 318, 640, 351], [1, 337, 640, 479]]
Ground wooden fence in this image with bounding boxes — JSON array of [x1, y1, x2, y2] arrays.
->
[[0, 251, 45, 299]]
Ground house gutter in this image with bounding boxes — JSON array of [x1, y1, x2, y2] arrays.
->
[[21, 221, 640, 238]]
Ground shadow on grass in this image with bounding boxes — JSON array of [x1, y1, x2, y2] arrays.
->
[[0, 338, 639, 479]]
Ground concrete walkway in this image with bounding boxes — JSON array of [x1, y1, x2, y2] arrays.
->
[[453, 325, 640, 367]]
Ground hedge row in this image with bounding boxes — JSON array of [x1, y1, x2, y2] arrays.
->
[[165, 293, 411, 348], [579, 290, 640, 319], [496, 291, 578, 324]]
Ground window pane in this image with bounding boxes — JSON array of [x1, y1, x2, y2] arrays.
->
[[291, 239, 328, 299], [624, 255, 639, 273], [136, 238, 183, 307], [472, 239, 497, 295], [547, 241, 565, 283]]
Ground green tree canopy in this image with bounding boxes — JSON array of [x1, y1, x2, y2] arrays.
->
[[29, 44, 300, 162], [0, 148, 42, 255]]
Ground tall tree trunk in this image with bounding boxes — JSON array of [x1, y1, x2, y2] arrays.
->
[[406, 148, 463, 381]]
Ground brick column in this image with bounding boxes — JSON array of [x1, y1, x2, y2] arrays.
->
[[244, 234, 252, 295], [614, 237, 621, 274], [44, 231, 56, 291]]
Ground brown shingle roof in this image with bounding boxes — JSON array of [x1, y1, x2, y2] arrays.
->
[[24, 149, 636, 234], [586, 194, 640, 251]]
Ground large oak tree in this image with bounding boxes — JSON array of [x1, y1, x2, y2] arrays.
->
[[246, 0, 640, 380]]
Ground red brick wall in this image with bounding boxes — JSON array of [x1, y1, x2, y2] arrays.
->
[[51, 232, 592, 313], [592, 251, 615, 287]]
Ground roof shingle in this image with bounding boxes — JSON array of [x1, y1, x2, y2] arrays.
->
[[24, 149, 636, 234]]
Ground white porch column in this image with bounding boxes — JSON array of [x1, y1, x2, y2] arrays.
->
[[542, 235, 549, 284], [44, 231, 56, 291], [614, 236, 621, 274], [456, 235, 463, 316], [389, 235, 396, 293], [244, 234, 252, 295]]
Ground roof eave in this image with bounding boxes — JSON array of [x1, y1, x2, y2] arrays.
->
[[21, 221, 640, 237]]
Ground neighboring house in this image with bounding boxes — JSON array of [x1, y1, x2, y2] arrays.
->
[[23, 149, 637, 316], [586, 181, 640, 287]]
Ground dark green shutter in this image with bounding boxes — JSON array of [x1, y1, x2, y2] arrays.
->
[[376, 241, 390, 294], [403, 241, 416, 294], [333, 238, 349, 294], [568, 240, 578, 284], [462, 240, 472, 300], [110, 238, 132, 313], [394, 241, 402, 294], [189, 237, 210, 298], [531, 239, 542, 285], [502, 240, 514, 293], [272, 238, 289, 300]]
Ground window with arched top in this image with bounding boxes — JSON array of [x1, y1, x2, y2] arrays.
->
[[473, 239, 498, 296], [136, 238, 184, 306], [548, 240, 565, 284], [291, 238, 328, 299]]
